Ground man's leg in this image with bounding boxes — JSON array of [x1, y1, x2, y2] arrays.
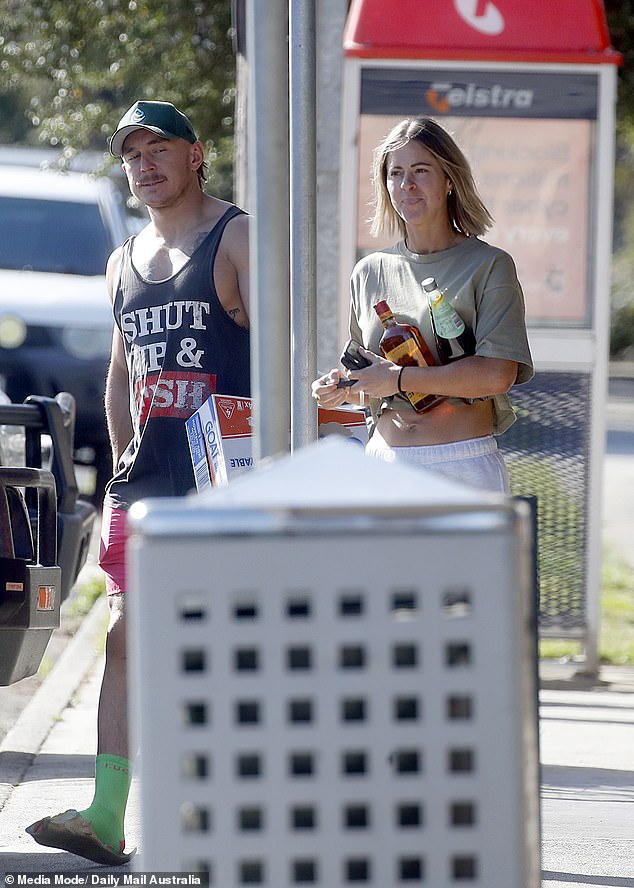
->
[[26, 508, 133, 865], [76, 593, 132, 851], [97, 593, 129, 757]]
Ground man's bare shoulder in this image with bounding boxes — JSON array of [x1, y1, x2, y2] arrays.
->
[[202, 195, 247, 227], [214, 201, 249, 255], [186, 195, 246, 252]]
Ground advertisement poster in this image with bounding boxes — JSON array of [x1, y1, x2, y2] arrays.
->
[[355, 70, 596, 326]]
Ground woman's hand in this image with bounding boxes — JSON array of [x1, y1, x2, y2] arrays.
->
[[346, 347, 401, 399], [311, 348, 402, 408], [311, 368, 354, 408]]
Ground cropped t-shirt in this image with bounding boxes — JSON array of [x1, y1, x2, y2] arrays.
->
[[349, 237, 534, 435]]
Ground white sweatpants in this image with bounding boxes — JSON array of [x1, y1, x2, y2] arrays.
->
[[365, 434, 510, 494]]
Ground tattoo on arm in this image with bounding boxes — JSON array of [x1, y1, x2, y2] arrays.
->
[[228, 307, 240, 321]]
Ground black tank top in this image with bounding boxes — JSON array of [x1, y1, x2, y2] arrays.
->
[[105, 205, 250, 509]]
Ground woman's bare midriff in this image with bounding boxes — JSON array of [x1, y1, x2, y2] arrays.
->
[[375, 398, 495, 447]]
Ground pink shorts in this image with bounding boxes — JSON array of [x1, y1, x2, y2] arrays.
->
[[99, 505, 129, 596]]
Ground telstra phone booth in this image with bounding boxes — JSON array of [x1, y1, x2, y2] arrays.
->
[[340, 0, 621, 671]]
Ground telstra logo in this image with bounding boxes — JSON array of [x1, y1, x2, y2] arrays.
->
[[454, 0, 505, 36], [425, 81, 534, 113]]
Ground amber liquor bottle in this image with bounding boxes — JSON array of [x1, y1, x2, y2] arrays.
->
[[423, 277, 475, 364], [373, 300, 445, 413]]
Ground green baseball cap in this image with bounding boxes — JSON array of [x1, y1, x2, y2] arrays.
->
[[109, 100, 198, 157]]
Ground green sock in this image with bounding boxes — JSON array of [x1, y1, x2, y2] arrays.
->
[[79, 754, 132, 852]]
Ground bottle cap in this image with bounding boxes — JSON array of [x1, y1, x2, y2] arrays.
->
[[421, 277, 438, 292], [373, 300, 391, 315]]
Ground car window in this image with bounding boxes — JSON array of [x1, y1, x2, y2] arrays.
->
[[0, 196, 111, 276]]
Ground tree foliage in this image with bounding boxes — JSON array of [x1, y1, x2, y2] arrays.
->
[[605, 0, 634, 129], [604, 1, 634, 356], [0, 0, 237, 197]]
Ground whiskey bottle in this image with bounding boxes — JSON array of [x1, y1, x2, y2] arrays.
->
[[373, 300, 445, 413], [423, 277, 475, 364]]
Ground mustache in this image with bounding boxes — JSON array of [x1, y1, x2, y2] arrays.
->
[[135, 175, 165, 186]]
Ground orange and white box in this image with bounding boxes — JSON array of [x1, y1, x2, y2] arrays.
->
[[186, 394, 253, 490], [186, 394, 369, 491]]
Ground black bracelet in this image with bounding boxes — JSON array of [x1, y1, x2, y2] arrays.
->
[[397, 365, 406, 395]]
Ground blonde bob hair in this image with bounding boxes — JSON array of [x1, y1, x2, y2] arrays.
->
[[370, 117, 493, 240]]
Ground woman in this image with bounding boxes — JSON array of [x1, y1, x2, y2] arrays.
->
[[312, 117, 533, 492]]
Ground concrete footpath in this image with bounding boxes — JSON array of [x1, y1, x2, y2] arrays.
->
[[539, 665, 634, 886], [0, 598, 142, 876], [0, 375, 633, 884]]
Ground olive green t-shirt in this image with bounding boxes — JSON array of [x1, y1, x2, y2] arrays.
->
[[348, 237, 534, 435]]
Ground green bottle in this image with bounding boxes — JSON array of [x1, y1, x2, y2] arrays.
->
[[423, 277, 475, 364]]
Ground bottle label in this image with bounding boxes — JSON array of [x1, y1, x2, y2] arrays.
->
[[432, 297, 465, 339], [385, 338, 428, 367]]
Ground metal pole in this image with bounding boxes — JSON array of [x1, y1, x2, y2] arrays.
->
[[245, 0, 290, 462], [583, 63, 619, 677], [315, 0, 348, 374], [289, 0, 318, 449]]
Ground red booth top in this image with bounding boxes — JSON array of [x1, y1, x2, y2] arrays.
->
[[344, 0, 621, 65]]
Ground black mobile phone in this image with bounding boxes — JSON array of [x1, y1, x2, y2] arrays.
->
[[340, 339, 372, 371]]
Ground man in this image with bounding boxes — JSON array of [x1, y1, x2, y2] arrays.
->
[[27, 100, 251, 865]]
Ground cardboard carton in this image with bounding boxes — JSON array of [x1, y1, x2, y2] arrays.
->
[[186, 394, 369, 490]]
